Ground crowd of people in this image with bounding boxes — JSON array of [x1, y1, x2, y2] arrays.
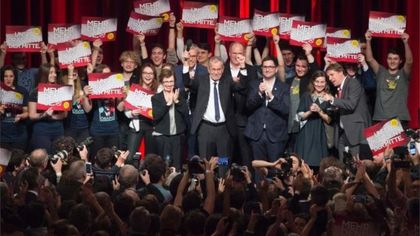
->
[[1, 14, 419, 236]]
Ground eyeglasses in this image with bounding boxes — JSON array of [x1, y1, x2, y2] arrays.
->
[[262, 65, 276, 69]]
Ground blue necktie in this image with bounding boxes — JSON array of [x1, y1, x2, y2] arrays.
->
[[214, 82, 220, 121]]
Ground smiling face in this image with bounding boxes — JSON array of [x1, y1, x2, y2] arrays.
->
[[261, 59, 278, 79], [386, 53, 402, 71], [48, 67, 57, 83], [282, 49, 295, 66], [141, 66, 155, 87], [3, 69, 15, 87], [162, 75, 175, 93], [187, 47, 198, 68], [151, 47, 166, 66], [208, 59, 224, 81], [313, 76, 327, 93], [295, 58, 309, 77], [197, 48, 211, 64]]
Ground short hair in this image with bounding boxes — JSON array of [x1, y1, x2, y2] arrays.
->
[[6, 149, 26, 172], [20, 167, 40, 190], [118, 165, 139, 189], [325, 63, 345, 73], [310, 185, 330, 206], [159, 68, 174, 82], [142, 154, 166, 184], [197, 42, 211, 52], [387, 48, 401, 57], [208, 56, 224, 67], [228, 41, 244, 52], [295, 54, 309, 63], [151, 43, 165, 52], [95, 148, 114, 169], [1, 65, 18, 86], [68, 160, 87, 181], [119, 50, 140, 64], [129, 207, 151, 234], [261, 56, 279, 67], [28, 149, 48, 168]]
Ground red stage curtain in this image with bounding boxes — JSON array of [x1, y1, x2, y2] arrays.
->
[[0, 0, 418, 128]]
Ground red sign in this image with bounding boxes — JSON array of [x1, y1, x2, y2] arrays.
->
[[181, 1, 218, 29], [133, 0, 171, 22], [5, 26, 42, 52], [364, 119, 409, 156], [48, 24, 81, 49], [126, 11, 163, 36], [1, 83, 24, 108], [37, 83, 73, 111], [279, 14, 305, 40], [81, 17, 117, 41], [57, 41, 91, 69], [290, 20, 326, 48], [88, 73, 125, 99], [218, 16, 253, 43], [124, 84, 154, 119], [326, 37, 360, 63], [368, 11, 406, 38], [252, 10, 279, 37]]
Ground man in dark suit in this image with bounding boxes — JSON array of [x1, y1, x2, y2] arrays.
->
[[223, 42, 258, 168], [322, 63, 371, 160], [183, 55, 246, 161], [244, 56, 290, 162]]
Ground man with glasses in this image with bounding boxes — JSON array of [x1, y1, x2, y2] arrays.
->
[[244, 56, 290, 163]]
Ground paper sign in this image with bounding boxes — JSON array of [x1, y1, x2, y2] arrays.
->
[[290, 20, 326, 47], [57, 41, 91, 69], [81, 17, 117, 41], [126, 11, 163, 36], [331, 216, 381, 236], [5, 26, 42, 52], [0, 148, 12, 176], [88, 73, 125, 99], [133, 0, 171, 21], [37, 83, 73, 111], [368, 11, 406, 38], [364, 118, 409, 156], [218, 16, 253, 43], [1, 83, 24, 108], [48, 24, 81, 48], [181, 1, 218, 29], [326, 37, 360, 63], [124, 84, 154, 119], [279, 14, 305, 39], [252, 10, 279, 37], [322, 27, 351, 49]]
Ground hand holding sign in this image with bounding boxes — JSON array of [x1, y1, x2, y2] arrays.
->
[[365, 30, 372, 41], [401, 32, 409, 43]]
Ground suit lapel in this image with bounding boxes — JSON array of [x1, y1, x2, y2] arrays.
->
[[342, 77, 350, 98]]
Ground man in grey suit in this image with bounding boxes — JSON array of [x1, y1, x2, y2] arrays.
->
[[322, 63, 371, 160]]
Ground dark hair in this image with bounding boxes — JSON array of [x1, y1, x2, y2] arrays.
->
[[37, 63, 62, 85], [184, 210, 207, 236], [310, 185, 329, 206], [6, 149, 26, 172], [198, 42, 211, 52], [20, 167, 39, 190], [387, 48, 401, 57], [151, 43, 165, 52], [142, 153, 166, 184], [261, 56, 279, 67], [308, 70, 330, 94], [95, 148, 114, 169], [139, 63, 160, 92], [1, 65, 18, 86]]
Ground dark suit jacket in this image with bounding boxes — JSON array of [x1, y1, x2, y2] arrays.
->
[[223, 62, 258, 127], [151, 91, 188, 136], [334, 77, 371, 146], [244, 78, 290, 142], [183, 71, 246, 137]]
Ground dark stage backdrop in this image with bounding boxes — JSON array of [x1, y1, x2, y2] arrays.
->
[[1, 0, 419, 128]]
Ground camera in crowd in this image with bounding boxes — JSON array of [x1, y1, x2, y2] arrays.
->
[[188, 155, 205, 174], [49, 150, 69, 163], [231, 163, 246, 182], [275, 153, 293, 179], [343, 151, 357, 175], [76, 137, 94, 151], [406, 128, 419, 141], [111, 146, 124, 157]]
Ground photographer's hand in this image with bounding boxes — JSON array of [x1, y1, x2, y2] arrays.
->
[[140, 169, 150, 185], [116, 150, 129, 167], [50, 159, 63, 175], [241, 166, 252, 184], [78, 145, 88, 162]]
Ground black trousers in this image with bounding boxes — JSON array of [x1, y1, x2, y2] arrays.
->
[[155, 134, 184, 171]]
